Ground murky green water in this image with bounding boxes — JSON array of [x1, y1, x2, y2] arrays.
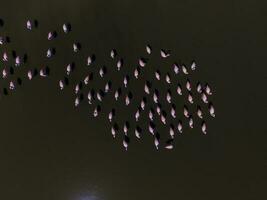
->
[[0, 0, 266, 199]]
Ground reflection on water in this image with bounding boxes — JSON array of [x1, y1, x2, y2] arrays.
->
[[74, 188, 101, 200], [78, 194, 98, 200]]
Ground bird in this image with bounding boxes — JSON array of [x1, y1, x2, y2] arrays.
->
[[114, 89, 120, 101], [148, 109, 154, 121], [108, 110, 114, 122], [87, 56, 93, 66], [123, 137, 129, 151], [154, 137, 159, 150], [148, 123, 155, 135], [135, 109, 140, 122], [123, 122, 129, 135], [156, 104, 161, 116], [2, 52, 8, 61], [74, 83, 80, 94], [47, 31, 55, 40], [153, 92, 158, 104], [176, 84, 182, 95], [171, 106, 176, 118], [59, 80, 64, 90], [62, 23, 71, 33], [166, 91, 172, 103], [182, 65, 189, 74], [39, 68, 48, 77], [183, 105, 189, 118], [165, 144, 174, 150], [117, 59, 123, 71], [201, 92, 208, 104], [73, 43, 79, 52], [144, 82, 150, 94], [173, 63, 179, 74], [111, 126, 116, 138], [169, 125, 175, 138], [15, 56, 21, 67], [139, 58, 146, 67], [135, 126, 142, 139], [0, 37, 4, 45], [160, 49, 170, 58], [165, 73, 171, 84], [196, 82, 202, 93], [27, 70, 33, 80], [191, 61, 196, 70], [87, 90, 93, 104], [84, 75, 89, 85], [123, 76, 128, 88], [125, 94, 130, 106], [146, 45, 152, 54], [2, 68, 8, 78], [104, 82, 110, 93], [110, 49, 116, 59], [140, 99, 146, 110], [134, 68, 139, 79], [96, 91, 103, 102], [26, 20, 32, 30], [188, 92, 194, 104], [188, 115, 193, 128], [197, 106, 203, 119], [46, 48, 52, 58], [208, 103, 215, 117], [99, 67, 105, 78], [160, 114, 166, 125], [177, 120, 183, 133], [93, 106, 99, 117], [186, 79, 191, 91], [74, 97, 80, 107], [155, 70, 161, 80], [9, 81, 15, 90], [205, 83, 212, 95], [201, 121, 207, 134], [66, 64, 73, 75]]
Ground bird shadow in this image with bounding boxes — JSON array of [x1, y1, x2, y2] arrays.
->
[[155, 132, 161, 140], [65, 23, 71, 32], [5, 36, 10, 43], [79, 93, 84, 101], [128, 91, 133, 99], [9, 67, 14, 75], [45, 66, 50, 75], [125, 121, 130, 130], [33, 68, 38, 77], [113, 122, 119, 131], [166, 138, 174, 144], [89, 72, 94, 80], [124, 135, 130, 143], [17, 77, 22, 86], [136, 126, 142, 133], [23, 54, 28, 64], [75, 42, 81, 51], [3, 88, 8, 95], [64, 77, 69, 85], [52, 31, 58, 38], [12, 50, 16, 58], [34, 20, 38, 28], [0, 18, 4, 27]]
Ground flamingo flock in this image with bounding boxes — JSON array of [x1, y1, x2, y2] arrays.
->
[[0, 19, 216, 151]]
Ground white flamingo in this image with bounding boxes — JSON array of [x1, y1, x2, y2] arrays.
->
[[146, 45, 152, 54]]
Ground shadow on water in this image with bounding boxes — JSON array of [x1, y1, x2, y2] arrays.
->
[[0, 18, 4, 27], [17, 77, 22, 86]]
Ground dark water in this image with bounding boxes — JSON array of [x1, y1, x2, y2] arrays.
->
[[0, 0, 266, 199]]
